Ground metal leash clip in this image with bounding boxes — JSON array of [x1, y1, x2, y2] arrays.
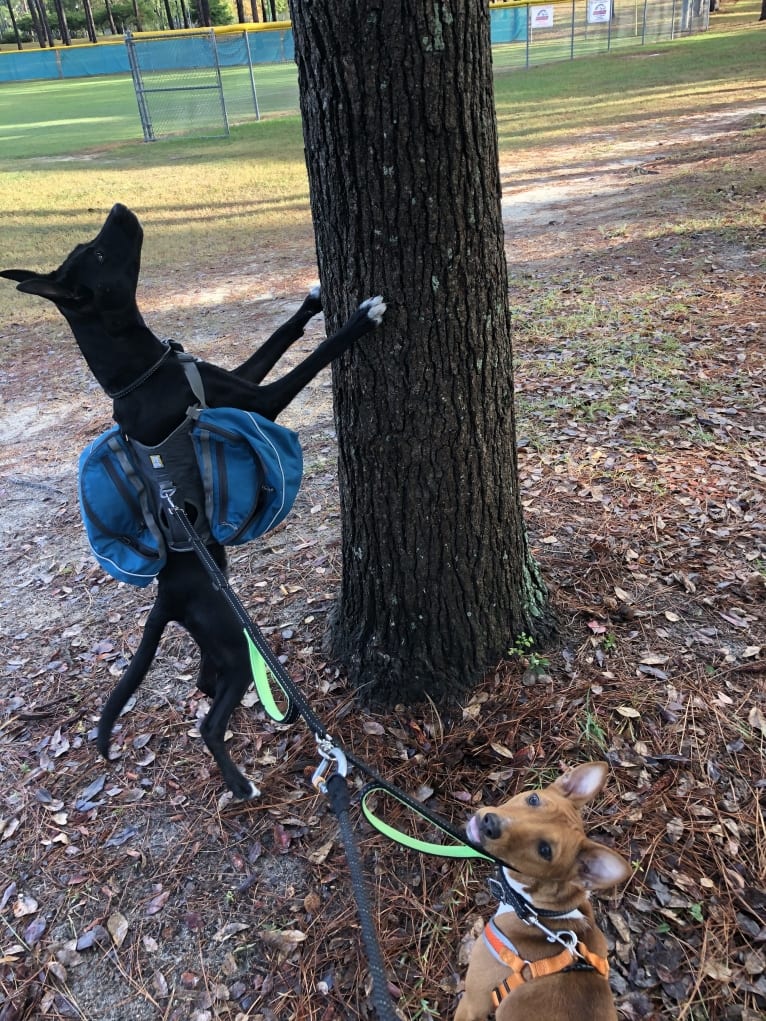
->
[[535, 921, 582, 957], [311, 737, 348, 795]]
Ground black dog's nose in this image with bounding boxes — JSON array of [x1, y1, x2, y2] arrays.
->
[[480, 812, 502, 841]]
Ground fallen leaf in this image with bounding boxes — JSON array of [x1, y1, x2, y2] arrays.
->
[[490, 741, 515, 759], [362, 720, 385, 736], [12, 894, 38, 918], [748, 706, 766, 736], [213, 922, 250, 942], [146, 890, 170, 916], [75, 774, 107, 811], [259, 928, 307, 953], [107, 911, 129, 947]]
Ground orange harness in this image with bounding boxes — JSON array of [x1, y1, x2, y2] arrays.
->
[[483, 917, 610, 1009]]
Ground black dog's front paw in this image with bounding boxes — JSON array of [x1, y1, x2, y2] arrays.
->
[[359, 295, 386, 326], [302, 285, 322, 315]]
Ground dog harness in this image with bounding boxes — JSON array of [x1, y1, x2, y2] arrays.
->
[[78, 343, 304, 586], [483, 917, 609, 1008], [483, 869, 610, 1010]]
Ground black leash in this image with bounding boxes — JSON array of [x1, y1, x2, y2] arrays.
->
[[162, 493, 400, 1019]]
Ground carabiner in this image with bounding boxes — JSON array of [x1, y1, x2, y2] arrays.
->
[[311, 739, 348, 795]]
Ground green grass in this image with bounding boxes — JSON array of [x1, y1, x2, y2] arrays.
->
[[0, 74, 141, 158]]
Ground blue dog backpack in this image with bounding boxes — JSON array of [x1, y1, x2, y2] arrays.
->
[[78, 408, 303, 587]]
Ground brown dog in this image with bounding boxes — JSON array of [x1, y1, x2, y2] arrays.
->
[[455, 762, 630, 1021]]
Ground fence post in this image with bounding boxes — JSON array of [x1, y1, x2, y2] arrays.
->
[[243, 28, 261, 121], [209, 28, 230, 137], [571, 0, 576, 60], [124, 31, 154, 142]]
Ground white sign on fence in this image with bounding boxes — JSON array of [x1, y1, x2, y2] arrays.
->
[[531, 5, 555, 28], [588, 0, 611, 22]]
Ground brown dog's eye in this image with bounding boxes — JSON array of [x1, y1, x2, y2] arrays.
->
[[538, 841, 552, 860], [527, 793, 541, 807]]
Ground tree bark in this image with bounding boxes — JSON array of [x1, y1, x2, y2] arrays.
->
[[289, 0, 551, 705]]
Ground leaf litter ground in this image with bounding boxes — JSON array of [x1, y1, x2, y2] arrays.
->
[[1, 100, 764, 1021]]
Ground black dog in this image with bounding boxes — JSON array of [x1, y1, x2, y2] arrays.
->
[[2, 203, 385, 799]]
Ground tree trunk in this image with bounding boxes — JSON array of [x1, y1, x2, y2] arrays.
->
[[196, 0, 211, 27], [5, 0, 23, 48], [51, 0, 71, 44], [249, 0, 261, 21], [34, 0, 55, 46], [82, 0, 97, 42], [760, 0, 766, 21], [289, 0, 551, 705], [235, 0, 245, 22], [27, 0, 47, 46], [104, 0, 118, 33], [131, 0, 143, 30]]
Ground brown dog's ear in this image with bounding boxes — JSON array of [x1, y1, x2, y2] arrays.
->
[[551, 761, 608, 807], [576, 838, 631, 891], [1, 271, 79, 306]]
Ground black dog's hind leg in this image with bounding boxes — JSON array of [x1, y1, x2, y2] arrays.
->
[[233, 287, 323, 384], [96, 602, 171, 760], [198, 650, 256, 800]]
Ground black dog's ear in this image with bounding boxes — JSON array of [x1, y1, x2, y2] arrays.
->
[[1, 271, 78, 305], [0, 269, 37, 283]]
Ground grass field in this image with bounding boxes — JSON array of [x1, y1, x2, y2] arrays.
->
[[0, 7, 763, 305]]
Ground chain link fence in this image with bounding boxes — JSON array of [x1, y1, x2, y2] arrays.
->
[[490, 0, 710, 71]]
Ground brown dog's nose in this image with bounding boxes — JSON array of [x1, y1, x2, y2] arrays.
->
[[480, 812, 502, 841]]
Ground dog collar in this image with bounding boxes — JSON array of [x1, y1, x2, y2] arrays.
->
[[488, 868, 572, 924], [106, 342, 175, 400]]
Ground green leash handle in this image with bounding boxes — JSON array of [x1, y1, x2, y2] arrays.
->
[[245, 630, 295, 723], [360, 780, 493, 861]]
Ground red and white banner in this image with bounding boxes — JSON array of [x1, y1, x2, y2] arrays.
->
[[530, 5, 555, 28]]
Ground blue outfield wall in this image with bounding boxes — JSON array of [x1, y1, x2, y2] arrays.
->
[[0, 40, 128, 81], [0, 8, 523, 85], [491, 7, 528, 43], [0, 28, 295, 83]]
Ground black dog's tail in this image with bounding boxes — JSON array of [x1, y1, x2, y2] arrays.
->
[[96, 605, 170, 759]]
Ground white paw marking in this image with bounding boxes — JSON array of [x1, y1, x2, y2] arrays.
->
[[361, 294, 386, 326], [240, 779, 261, 800]]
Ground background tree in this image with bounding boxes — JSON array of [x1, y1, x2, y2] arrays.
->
[[31, 0, 53, 44], [289, 0, 551, 705], [50, 0, 70, 43], [81, 0, 97, 41], [4, 0, 23, 47]]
